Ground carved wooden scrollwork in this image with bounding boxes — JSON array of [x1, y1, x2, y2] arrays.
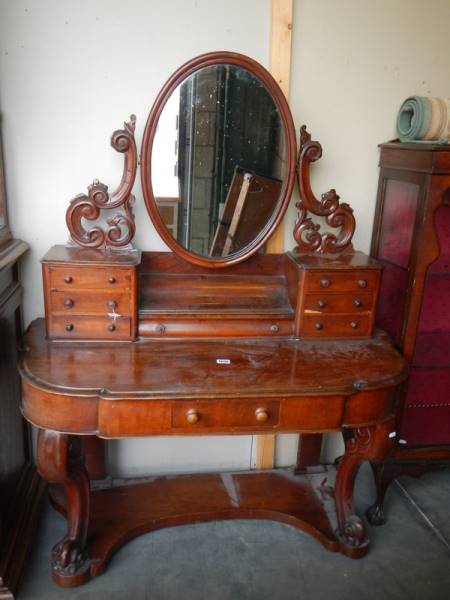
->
[[293, 125, 356, 254], [66, 115, 138, 249]]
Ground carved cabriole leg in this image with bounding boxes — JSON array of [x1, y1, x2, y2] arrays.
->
[[334, 419, 396, 557], [37, 429, 91, 587]]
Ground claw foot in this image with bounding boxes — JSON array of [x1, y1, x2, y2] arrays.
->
[[366, 503, 386, 526], [51, 537, 91, 587], [336, 515, 370, 556]]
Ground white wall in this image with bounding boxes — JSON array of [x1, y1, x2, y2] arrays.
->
[[1, 0, 450, 474]]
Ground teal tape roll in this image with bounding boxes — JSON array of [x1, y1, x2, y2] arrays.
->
[[397, 96, 432, 142]]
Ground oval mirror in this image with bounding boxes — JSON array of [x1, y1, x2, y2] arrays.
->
[[141, 52, 296, 267]]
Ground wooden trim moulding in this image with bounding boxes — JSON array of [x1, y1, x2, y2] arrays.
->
[[256, 0, 294, 469]]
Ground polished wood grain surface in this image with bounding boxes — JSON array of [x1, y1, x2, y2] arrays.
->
[[22, 320, 405, 400], [42, 245, 141, 266]]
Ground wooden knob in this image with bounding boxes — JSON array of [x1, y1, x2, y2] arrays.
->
[[64, 275, 72, 283], [107, 324, 116, 332], [315, 322, 323, 330], [107, 300, 117, 309], [108, 276, 116, 284], [350, 321, 358, 328], [270, 324, 279, 333], [317, 299, 327, 309], [186, 409, 199, 424], [353, 298, 363, 308], [255, 408, 269, 422], [357, 279, 367, 288], [320, 277, 331, 288], [63, 298, 74, 308], [65, 323, 74, 332]]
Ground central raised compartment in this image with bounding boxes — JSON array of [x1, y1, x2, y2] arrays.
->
[[138, 252, 298, 337]]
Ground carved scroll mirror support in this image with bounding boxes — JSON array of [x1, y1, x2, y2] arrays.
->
[[66, 115, 138, 250], [293, 125, 356, 254]]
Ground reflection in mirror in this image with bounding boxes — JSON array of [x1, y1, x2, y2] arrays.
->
[[152, 64, 286, 257]]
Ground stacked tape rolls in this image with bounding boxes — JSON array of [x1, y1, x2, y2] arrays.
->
[[397, 96, 450, 142]]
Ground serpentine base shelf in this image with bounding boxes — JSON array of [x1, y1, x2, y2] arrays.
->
[[49, 467, 369, 587]]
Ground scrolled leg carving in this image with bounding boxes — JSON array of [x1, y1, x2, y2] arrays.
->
[[37, 429, 91, 587], [334, 419, 396, 557]]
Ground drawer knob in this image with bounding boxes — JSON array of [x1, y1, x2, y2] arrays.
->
[[350, 321, 358, 329], [108, 324, 116, 332], [186, 409, 199, 424], [314, 322, 323, 330], [255, 408, 269, 422], [157, 324, 166, 334], [270, 324, 279, 333], [65, 323, 74, 332], [64, 299, 74, 308], [64, 275, 73, 284], [317, 299, 327, 309], [353, 298, 363, 308], [357, 279, 367, 288], [107, 300, 117, 309], [108, 276, 116, 284], [320, 277, 331, 288]]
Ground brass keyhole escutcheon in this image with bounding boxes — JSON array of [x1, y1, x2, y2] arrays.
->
[[186, 409, 199, 424], [255, 408, 269, 422]]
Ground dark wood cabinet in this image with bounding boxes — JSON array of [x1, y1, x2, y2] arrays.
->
[[368, 141, 450, 524], [0, 133, 46, 599]]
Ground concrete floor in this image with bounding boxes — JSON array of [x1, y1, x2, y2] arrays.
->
[[18, 464, 450, 600]]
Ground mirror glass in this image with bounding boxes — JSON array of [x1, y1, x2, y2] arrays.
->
[[151, 64, 287, 257]]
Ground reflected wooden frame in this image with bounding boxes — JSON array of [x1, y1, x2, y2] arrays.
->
[[141, 51, 297, 268]]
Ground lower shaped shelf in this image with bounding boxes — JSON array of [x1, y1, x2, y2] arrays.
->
[[49, 467, 369, 586]]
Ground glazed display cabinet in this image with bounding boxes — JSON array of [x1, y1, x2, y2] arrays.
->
[[368, 141, 450, 524]]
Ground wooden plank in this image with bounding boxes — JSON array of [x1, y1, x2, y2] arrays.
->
[[255, 0, 294, 469], [266, 0, 293, 255]]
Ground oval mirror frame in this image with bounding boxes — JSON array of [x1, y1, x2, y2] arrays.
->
[[141, 51, 297, 268]]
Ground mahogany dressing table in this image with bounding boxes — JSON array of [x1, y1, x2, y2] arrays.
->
[[19, 52, 407, 587]]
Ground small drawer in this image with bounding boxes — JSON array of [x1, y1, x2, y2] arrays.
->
[[139, 318, 293, 338], [48, 265, 132, 290], [172, 400, 280, 431], [48, 315, 131, 339], [48, 290, 131, 315], [305, 270, 378, 293], [303, 293, 374, 313], [302, 313, 372, 338]]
